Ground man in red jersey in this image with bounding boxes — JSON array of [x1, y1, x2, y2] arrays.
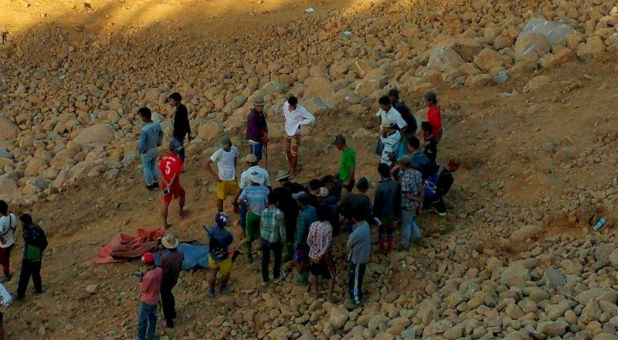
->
[[159, 139, 185, 228]]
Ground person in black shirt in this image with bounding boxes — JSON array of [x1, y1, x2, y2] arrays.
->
[[389, 88, 417, 136], [420, 121, 438, 163], [16, 214, 47, 300], [423, 160, 459, 233], [168, 92, 192, 162]]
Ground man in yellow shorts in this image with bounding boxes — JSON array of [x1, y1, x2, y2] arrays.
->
[[206, 212, 234, 297], [206, 136, 239, 212]]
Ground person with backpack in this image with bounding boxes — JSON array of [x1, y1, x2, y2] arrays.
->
[[423, 160, 460, 233], [206, 212, 234, 297], [259, 192, 287, 285], [135, 252, 163, 340], [0, 201, 16, 283], [16, 214, 47, 300], [138, 107, 163, 190]]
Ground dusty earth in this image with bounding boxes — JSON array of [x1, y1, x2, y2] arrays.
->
[[0, 0, 617, 339]]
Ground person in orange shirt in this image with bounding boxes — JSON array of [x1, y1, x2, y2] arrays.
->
[[159, 140, 185, 228], [424, 91, 442, 142]]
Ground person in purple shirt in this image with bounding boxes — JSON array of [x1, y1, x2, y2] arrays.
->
[[245, 96, 268, 162]]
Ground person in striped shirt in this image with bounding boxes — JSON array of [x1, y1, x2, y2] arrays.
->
[[307, 206, 335, 301], [259, 192, 287, 285]]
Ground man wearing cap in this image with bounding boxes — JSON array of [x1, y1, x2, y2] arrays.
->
[[293, 192, 317, 286], [168, 92, 192, 162], [158, 234, 184, 328], [159, 140, 186, 228], [398, 156, 424, 250], [206, 136, 239, 212], [334, 135, 356, 198], [380, 122, 401, 167], [136, 252, 163, 340], [246, 96, 269, 162], [281, 96, 316, 178], [206, 212, 234, 297]]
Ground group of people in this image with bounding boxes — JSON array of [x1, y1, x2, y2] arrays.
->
[[128, 88, 462, 339], [0, 200, 49, 339]]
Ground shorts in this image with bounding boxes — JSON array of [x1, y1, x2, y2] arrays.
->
[[310, 255, 336, 279], [163, 182, 185, 204], [283, 135, 300, 158], [245, 212, 261, 240], [216, 180, 238, 200], [208, 256, 232, 275]]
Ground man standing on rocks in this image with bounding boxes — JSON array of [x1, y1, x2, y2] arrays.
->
[[376, 95, 407, 159], [338, 178, 372, 231], [424, 91, 442, 142], [389, 88, 417, 149], [168, 92, 192, 163], [273, 170, 301, 260], [136, 252, 162, 340], [293, 192, 317, 286], [206, 212, 234, 297], [0, 201, 16, 283], [238, 173, 269, 263], [307, 206, 335, 301], [16, 214, 47, 300], [281, 96, 315, 178], [423, 160, 460, 233], [345, 212, 370, 309], [259, 192, 287, 285], [158, 234, 183, 329], [246, 96, 268, 163], [206, 136, 239, 212], [138, 107, 163, 190], [159, 140, 185, 228], [233, 154, 271, 239], [334, 134, 356, 198], [373, 163, 401, 254], [398, 156, 424, 250]]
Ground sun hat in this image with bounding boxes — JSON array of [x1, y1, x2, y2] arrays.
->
[[253, 96, 265, 106], [141, 252, 155, 264], [161, 234, 179, 249], [276, 170, 290, 182], [248, 171, 264, 185], [242, 154, 258, 164], [215, 212, 229, 228]]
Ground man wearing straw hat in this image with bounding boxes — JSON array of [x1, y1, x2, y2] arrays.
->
[[246, 96, 269, 163], [158, 234, 183, 328]]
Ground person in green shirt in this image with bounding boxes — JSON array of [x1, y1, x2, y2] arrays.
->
[[334, 134, 356, 198]]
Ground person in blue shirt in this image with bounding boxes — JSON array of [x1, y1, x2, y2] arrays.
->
[[206, 212, 234, 297], [138, 107, 163, 190], [238, 173, 269, 263]]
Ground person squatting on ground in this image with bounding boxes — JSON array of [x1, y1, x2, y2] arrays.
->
[[206, 212, 234, 297], [16, 214, 47, 300], [136, 252, 162, 340], [138, 107, 163, 190], [259, 191, 287, 285], [158, 234, 184, 328], [307, 205, 335, 301], [281, 96, 315, 177], [206, 136, 239, 212], [168, 92, 192, 163], [159, 140, 186, 228], [245, 96, 269, 162], [0, 201, 16, 283], [373, 163, 401, 254]]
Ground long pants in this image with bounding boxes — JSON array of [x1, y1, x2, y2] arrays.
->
[[17, 259, 41, 297], [137, 302, 157, 340], [239, 204, 247, 232], [249, 142, 264, 162], [0, 246, 12, 276], [424, 196, 446, 214], [140, 148, 158, 186], [173, 136, 185, 161], [401, 210, 422, 248], [261, 239, 282, 282], [160, 284, 176, 327], [347, 262, 366, 305]]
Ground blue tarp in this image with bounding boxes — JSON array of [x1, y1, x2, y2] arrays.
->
[[154, 241, 209, 270]]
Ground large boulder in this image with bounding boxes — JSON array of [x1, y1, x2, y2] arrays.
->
[[197, 121, 223, 141], [500, 263, 530, 286], [426, 46, 465, 72], [73, 124, 115, 145], [0, 118, 18, 141], [514, 33, 551, 63], [474, 48, 505, 72], [520, 18, 577, 47], [0, 174, 18, 200], [304, 77, 335, 100]]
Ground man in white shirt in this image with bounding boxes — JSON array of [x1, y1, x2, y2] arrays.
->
[[0, 201, 16, 283], [232, 154, 272, 232], [281, 96, 315, 178], [376, 95, 408, 131], [380, 122, 401, 167], [206, 136, 239, 212]]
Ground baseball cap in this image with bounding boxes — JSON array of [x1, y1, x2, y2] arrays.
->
[[215, 212, 230, 227], [221, 135, 231, 147], [141, 252, 155, 264], [169, 139, 183, 151], [334, 134, 346, 145]]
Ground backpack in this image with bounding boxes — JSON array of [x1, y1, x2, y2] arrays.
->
[[424, 166, 444, 198]]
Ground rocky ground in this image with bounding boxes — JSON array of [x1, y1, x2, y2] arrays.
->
[[0, 0, 617, 339]]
